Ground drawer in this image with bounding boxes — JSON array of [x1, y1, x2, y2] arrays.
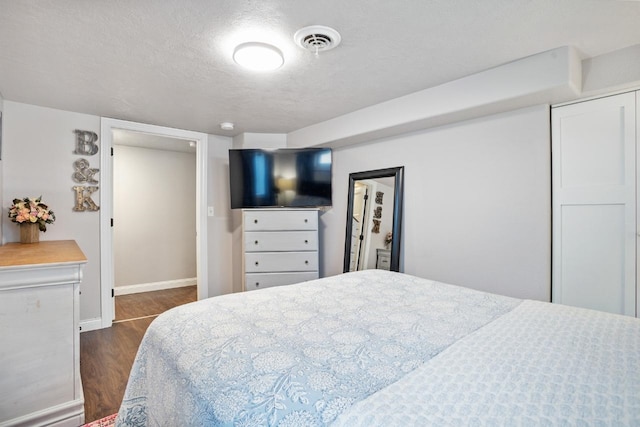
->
[[376, 256, 391, 270], [244, 231, 318, 252], [244, 210, 318, 231], [376, 249, 391, 270], [245, 252, 318, 273], [244, 272, 319, 291]]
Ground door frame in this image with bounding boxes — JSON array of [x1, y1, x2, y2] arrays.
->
[[349, 182, 368, 271], [99, 118, 208, 328]]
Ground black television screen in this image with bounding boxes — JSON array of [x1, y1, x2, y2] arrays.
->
[[229, 148, 332, 209]]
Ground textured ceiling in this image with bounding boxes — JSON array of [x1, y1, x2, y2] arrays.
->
[[1, 0, 639, 137]]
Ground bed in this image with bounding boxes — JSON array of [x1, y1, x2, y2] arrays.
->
[[116, 270, 640, 426]]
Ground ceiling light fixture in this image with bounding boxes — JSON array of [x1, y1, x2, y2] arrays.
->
[[220, 122, 234, 131], [233, 42, 284, 71]]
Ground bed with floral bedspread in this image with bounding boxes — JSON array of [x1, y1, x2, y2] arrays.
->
[[116, 270, 640, 426]]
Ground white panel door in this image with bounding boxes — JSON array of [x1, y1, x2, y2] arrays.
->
[[552, 92, 636, 316]]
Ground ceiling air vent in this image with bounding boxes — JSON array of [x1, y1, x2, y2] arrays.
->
[[294, 25, 341, 54]]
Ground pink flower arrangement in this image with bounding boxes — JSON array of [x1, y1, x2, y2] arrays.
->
[[8, 196, 56, 232]]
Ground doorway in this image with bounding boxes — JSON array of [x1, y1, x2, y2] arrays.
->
[[99, 118, 208, 329], [350, 181, 370, 271], [112, 130, 197, 308]]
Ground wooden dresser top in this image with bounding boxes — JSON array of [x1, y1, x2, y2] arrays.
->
[[0, 240, 87, 267]]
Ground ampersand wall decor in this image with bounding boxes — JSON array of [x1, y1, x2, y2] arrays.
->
[[72, 129, 100, 211]]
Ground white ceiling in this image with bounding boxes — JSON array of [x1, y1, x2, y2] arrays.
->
[[1, 0, 639, 137]]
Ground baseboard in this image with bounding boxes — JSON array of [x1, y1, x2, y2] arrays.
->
[[79, 317, 103, 333], [114, 277, 197, 296], [0, 396, 84, 427]]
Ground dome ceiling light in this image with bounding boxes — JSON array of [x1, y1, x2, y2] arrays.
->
[[233, 42, 284, 72]]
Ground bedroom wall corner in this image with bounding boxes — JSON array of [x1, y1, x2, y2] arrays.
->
[[207, 134, 235, 296], [233, 132, 287, 149], [323, 105, 551, 301]]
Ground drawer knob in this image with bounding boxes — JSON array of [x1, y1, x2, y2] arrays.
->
[[254, 219, 258, 224], [305, 260, 309, 264], [255, 282, 260, 287], [255, 261, 259, 266], [254, 240, 259, 245], [304, 239, 308, 244], [304, 219, 308, 223]]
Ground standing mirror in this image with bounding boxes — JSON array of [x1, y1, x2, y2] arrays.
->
[[343, 166, 404, 272]]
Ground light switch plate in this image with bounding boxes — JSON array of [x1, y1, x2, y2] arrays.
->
[[207, 206, 214, 217]]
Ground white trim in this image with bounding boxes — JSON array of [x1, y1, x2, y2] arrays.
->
[[552, 85, 640, 108], [99, 118, 208, 329], [0, 397, 85, 427], [114, 277, 197, 296], [79, 317, 103, 333]]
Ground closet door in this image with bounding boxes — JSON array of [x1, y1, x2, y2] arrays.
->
[[552, 92, 636, 316]]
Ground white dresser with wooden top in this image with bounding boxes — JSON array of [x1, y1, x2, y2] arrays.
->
[[0, 240, 87, 427], [243, 209, 319, 291]]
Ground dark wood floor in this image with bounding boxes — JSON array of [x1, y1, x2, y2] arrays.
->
[[114, 285, 197, 321], [81, 286, 197, 423]]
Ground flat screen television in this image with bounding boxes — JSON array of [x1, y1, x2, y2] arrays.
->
[[229, 148, 332, 209]]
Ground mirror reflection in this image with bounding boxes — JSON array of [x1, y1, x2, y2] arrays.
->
[[344, 167, 404, 273], [349, 177, 395, 271]]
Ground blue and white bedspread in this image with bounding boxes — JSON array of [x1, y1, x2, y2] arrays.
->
[[116, 270, 640, 426], [334, 299, 640, 427], [116, 270, 519, 426]]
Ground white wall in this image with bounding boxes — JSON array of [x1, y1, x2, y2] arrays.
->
[[1, 101, 102, 319], [207, 134, 234, 296], [321, 105, 551, 301], [113, 145, 196, 287], [234, 133, 287, 149]]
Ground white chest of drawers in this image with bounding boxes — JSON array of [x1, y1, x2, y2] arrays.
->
[[243, 209, 319, 291], [376, 248, 391, 270], [0, 241, 87, 427]]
